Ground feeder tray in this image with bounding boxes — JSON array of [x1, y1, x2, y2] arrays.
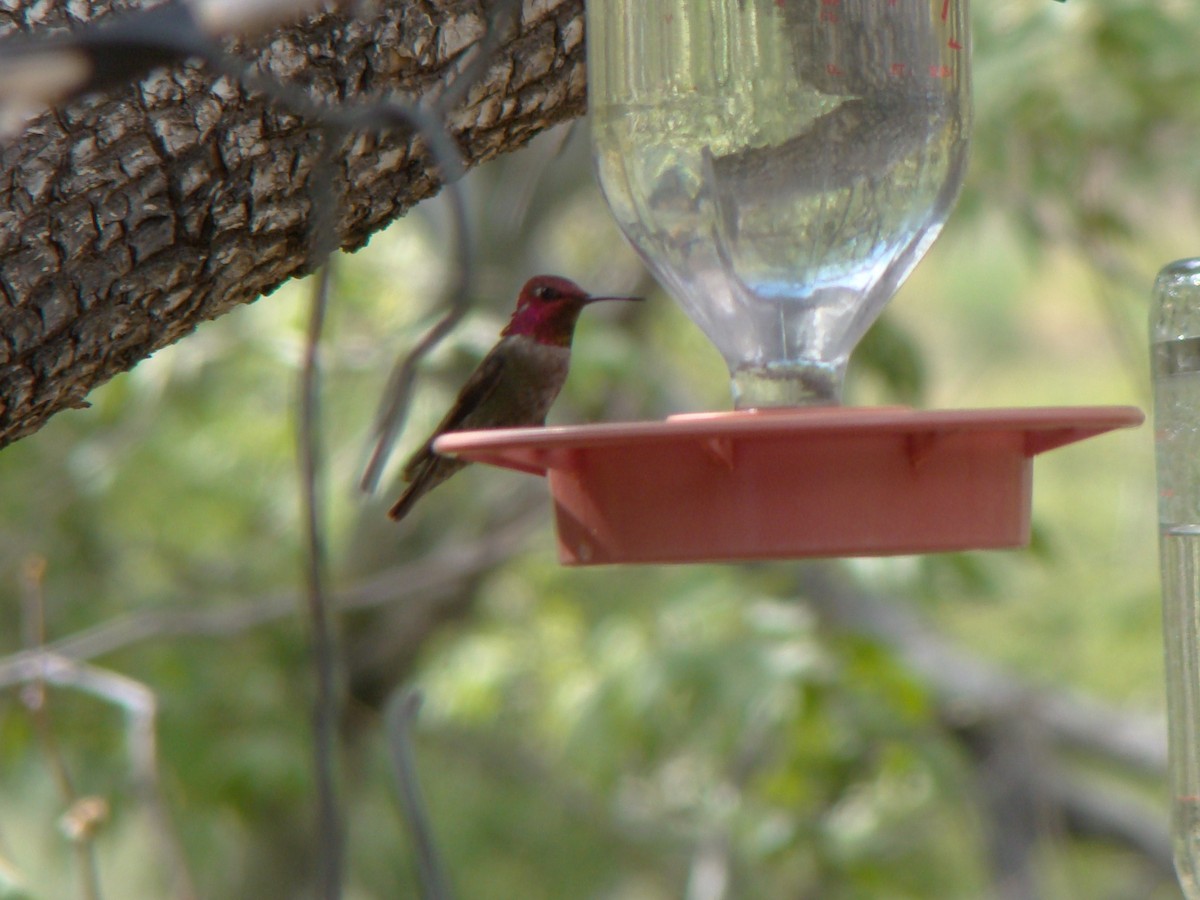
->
[[435, 406, 1143, 565]]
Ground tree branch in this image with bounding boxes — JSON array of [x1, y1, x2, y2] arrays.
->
[[0, 0, 587, 448]]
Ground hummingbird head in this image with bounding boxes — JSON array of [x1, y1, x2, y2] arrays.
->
[[501, 275, 642, 347]]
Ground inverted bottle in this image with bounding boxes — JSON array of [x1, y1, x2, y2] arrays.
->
[[588, 0, 972, 407]]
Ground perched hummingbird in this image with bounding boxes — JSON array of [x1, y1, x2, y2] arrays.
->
[[388, 275, 642, 521]]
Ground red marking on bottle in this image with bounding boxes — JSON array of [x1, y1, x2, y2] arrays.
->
[[941, 0, 951, 20], [929, 64, 952, 78], [890, 63, 907, 77], [948, 38, 963, 50], [825, 63, 844, 76]]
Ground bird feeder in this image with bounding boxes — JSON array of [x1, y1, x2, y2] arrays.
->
[[437, 0, 1141, 564]]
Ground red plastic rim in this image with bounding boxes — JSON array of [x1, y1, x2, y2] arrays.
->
[[434, 406, 1144, 565]]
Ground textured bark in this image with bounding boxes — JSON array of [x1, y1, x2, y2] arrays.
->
[[0, 0, 587, 447]]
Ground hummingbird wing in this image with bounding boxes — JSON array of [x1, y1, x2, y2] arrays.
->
[[390, 336, 569, 521], [400, 349, 506, 483], [388, 350, 507, 521]]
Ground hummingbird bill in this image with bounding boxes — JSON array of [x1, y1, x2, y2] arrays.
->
[[388, 275, 642, 521]]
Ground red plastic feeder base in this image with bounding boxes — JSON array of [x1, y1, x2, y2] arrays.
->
[[434, 406, 1143, 565]]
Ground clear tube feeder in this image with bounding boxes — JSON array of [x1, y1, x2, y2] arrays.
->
[[437, 0, 1142, 565], [1153, 259, 1200, 899]]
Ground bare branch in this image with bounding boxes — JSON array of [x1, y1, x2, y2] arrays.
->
[[296, 131, 343, 895], [18, 556, 104, 900], [386, 691, 453, 900], [0, 507, 542, 678], [0, 653, 196, 899]]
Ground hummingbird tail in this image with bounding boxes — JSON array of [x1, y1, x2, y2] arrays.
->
[[387, 455, 469, 521], [387, 481, 426, 521]]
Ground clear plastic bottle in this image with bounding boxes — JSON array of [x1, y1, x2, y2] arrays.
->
[[588, 0, 972, 407], [1153, 258, 1200, 899]]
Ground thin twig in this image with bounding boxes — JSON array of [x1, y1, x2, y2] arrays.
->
[[123, 696, 198, 900], [360, 0, 528, 492], [385, 691, 453, 900], [356, 114, 471, 493], [19, 558, 78, 802], [18, 557, 103, 900], [298, 127, 344, 899]]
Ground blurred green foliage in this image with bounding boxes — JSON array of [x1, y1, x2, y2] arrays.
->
[[0, 0, 1193, 896]]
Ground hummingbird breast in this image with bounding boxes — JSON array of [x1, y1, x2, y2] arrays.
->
[[470, 335, 571, 429]]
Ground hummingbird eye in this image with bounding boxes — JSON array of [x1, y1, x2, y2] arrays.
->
[[533, 285, 558, 301]]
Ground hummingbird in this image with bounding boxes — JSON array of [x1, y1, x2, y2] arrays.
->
[[388, 275, 642, 521]]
